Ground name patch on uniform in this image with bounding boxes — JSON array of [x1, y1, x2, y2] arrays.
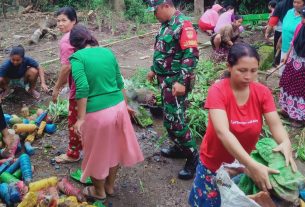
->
[[179, 21, 198, 50]]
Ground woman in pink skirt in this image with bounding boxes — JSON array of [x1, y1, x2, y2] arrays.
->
[[69, 25, 144, 202]]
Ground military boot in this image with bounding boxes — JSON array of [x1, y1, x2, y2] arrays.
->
[[160, 145, 187, 159], [178, 151, 198, 180]]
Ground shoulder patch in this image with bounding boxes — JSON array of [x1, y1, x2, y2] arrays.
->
[[179, 21, 198, 50]]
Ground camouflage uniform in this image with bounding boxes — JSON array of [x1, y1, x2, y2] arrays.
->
[[151, 10, 199, 158]]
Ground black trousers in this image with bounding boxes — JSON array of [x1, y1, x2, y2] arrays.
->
[[274, 30, 282, 66], [0, 105, 7, 132]]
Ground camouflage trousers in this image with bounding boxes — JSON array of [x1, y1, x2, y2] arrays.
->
[[160, 82, 197, 158]]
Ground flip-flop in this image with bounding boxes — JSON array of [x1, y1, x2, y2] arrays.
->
[[0, 88, 14, 99], [83, 186, 106, 202], [55, 154, 80, 164], [27, 89, 40, 99]]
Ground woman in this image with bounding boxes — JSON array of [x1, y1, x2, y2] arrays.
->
[[265, 0, 293, 67], [198, 4, 224, 35], [70, 25, 143, 201], [52, 7, 82, 163], [279, 6, 305, 127], [280, 0, 304, 71], [211, 15, 243, 51], [189, 43, 296, 207], [0, 45, 48, 100]]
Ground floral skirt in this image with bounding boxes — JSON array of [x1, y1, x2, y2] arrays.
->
[[279, 50, 305, 121], [189, 161, 221, 207]]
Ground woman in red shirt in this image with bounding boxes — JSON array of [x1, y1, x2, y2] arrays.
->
[[189, 43, 296, 207]]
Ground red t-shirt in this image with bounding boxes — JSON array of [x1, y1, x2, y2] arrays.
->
[[200, 79, 276, 172]]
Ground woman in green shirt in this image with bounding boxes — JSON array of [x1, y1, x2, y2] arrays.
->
[[69, 25, 143, 202]]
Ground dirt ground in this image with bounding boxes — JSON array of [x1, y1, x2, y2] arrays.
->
[[0, 12, 304, 207]]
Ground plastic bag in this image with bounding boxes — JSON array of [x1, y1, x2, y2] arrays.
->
[[215, 166, 261, 207]]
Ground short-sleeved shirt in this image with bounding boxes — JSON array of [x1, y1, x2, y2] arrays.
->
[[282, 9, 301, 53], [0, 56, 39, 79], [200, 79, 276, 172], [59, 32, 76, 100]]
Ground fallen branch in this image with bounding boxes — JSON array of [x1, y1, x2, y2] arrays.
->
[[41, 30, 157, 65]]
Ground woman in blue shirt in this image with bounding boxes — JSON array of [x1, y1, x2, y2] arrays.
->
[[0, 45, 48, 99]]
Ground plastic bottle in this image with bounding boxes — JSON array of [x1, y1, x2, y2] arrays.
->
[[29, 176, 58, 192], [9, 136, 20, 157], [24, 142, 36, 156], [0, 158, 13, 174], [0, 172, 20, 184], [45, 124, 57, 134], [9, 184, 21, 203], [17, 191, 38, 207], [0, 183, 11, 205], [6, 158, 20, 174], [12, 169, 22, 179], [19, 154, 32, 184], [25, 132, 36, 143], [21, 104, 30, 117], [58, 177, 86, 202], [35, 110, 48, 126], [13, 124, 37, 134], [37, 121, 47, 136]]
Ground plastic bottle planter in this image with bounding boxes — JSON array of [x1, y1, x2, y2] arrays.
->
[[24, 142, 36, 156], [12, 169, 22, 179], [29, 176, 58, 192], [22, 119, 30, 124], [9, 137, 20, 157], [25, 132, 36, 143], [35, 110, 48, 126], [13, 124, 37, 134], [19, 154, 33, 184], [0, 183, 11, 206], [0, 158, 13, 175], [17, 191, 38, 207], [0, 172, 20, 184], [58, 177, 86, 202], [9, 184, 21, 204], [9, 115, 22, 125], [45, 124, 57, 134], [37, 121, 47, 137], [4, 114, 11, 124], [6, 158, 20, 174]]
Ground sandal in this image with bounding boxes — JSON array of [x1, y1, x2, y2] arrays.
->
[[0, 88, 14, 99], [83, 186, 106, 202], [55, 154, 80, 164]]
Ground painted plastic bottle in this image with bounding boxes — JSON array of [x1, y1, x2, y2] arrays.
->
[[17, 191, 38, 207], [9, 136, 20, 157], [58, 177, 86, 202], [21, 104, 30, 117], [13, 169, 22, 179], [0, 183, 11, 205], [6, 158, 20, 174], [24, 142, 36, 156], [0, 158, 13, 174], [9, 184, 21, 204], [35, 110, 48, 126], [29, 176, 58, 192], [0, 172, 20, 184], [19, 154, 33, 184], [45, 124, 57, 134]]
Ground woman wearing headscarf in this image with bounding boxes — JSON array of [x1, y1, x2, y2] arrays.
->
[[265, 0, 293, 67], [279, 6, 305, 128], [198, 4, 224, 35]]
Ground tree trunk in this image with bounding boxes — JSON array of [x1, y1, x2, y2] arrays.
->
[[111, 0, 125, 12], [194, 0, 204, 17]]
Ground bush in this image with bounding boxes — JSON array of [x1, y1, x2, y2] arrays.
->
[[125, 0, 156, 23]]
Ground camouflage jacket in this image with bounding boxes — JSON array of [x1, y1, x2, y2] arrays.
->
[[151, 10, 199, 89]]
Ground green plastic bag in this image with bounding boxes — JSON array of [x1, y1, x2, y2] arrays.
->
[[70, 169, 92, 184]]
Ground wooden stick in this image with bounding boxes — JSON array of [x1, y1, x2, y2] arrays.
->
[[41, 30, 157, 65], [265, 63, 285, 80]]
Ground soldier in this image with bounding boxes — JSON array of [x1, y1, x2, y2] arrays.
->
[[147, 0, 199, 180]]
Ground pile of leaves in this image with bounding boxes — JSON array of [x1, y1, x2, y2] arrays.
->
[[186, 59, 226, 140], [48, 99, 69, 123]]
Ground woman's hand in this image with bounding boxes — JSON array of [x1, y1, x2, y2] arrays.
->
[[52, 87, 60, 103], [74, 119, 84, 137], [172, 82, 186, 96], [147, 71, 156, 82], [41, 83, 49, 92], [246, 161, 279, 192], [273, 140, 297, 172]]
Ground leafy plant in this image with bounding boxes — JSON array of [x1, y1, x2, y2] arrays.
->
[[48, 99, 69, 122], [293, 128, 305, 161]]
